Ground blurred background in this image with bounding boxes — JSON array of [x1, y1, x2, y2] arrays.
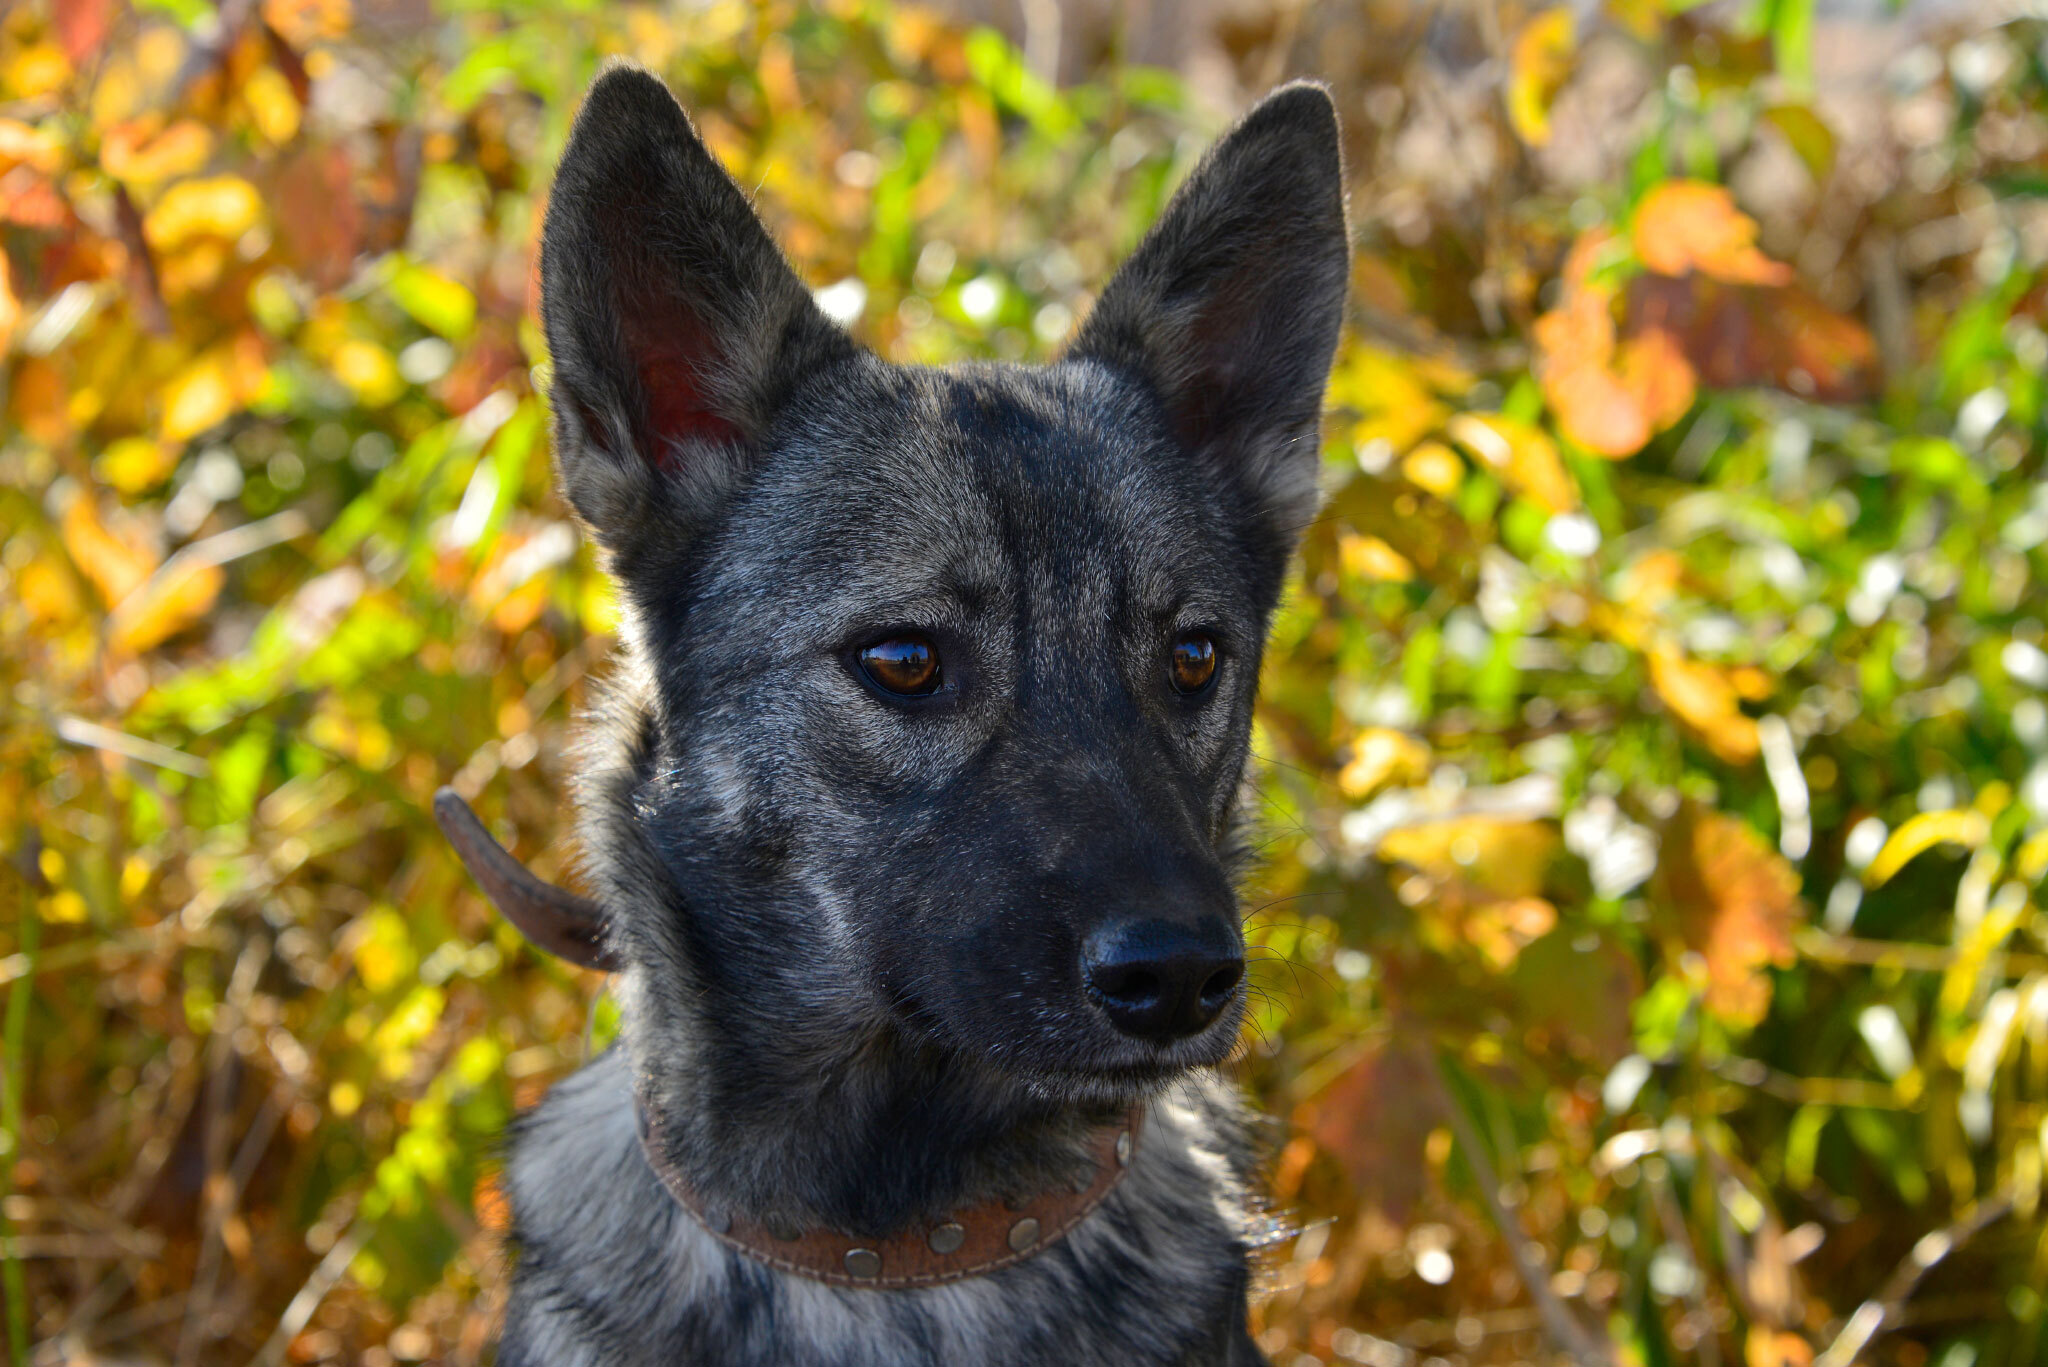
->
[[3, 0, 2047, 1363]]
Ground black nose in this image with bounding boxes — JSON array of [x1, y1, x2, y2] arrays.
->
[[1082, 919, 1244, 1042]]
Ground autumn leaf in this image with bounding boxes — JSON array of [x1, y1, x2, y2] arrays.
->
[[108, 559, 226, 654], [1746, 1328, 1814, 1367], [1505, 9, 1575, 146], [1336, 531, 1415, 584], [101, 119, 214, 185], [1649, 648, 1761, 765], [0, 249, 19, 355], [1653, 804, 1802, 1027], [0, 119, 65, 175], [54, 0, 117, 65], [60, 494, 159, 606], [1632, 181, 1792, 286], [1630, 273, 1878, 400], [1864, 809, 1990, 887], [1447, 412, 1576, 512], [143, 175, 264, 251], [1308, 1037, 1443, 1222], [1380, 817, 1559, 899], [1534, 229, 1697, 456], [1338, 727, 1431, 799], [1509, 930, 1641, 1063]]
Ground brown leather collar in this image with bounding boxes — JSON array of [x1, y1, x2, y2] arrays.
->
[[635, 1104, 1144, 1288]]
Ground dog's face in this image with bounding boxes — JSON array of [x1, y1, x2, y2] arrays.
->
[[541, 67, 1346, 1099]]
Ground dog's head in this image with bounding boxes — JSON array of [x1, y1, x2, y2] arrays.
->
[[541, 65, 1346, 1102]]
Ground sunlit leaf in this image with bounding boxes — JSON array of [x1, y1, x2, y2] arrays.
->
[[1447, 412, 1575, 512], [1505, 9, 1576, 146], [1653, 804, 1802, 1027], [143, 175, 264, 251], [1649, 648, 1760, 765], [1864, 809, 1990, 888], [1632, 180, 1792, 286]]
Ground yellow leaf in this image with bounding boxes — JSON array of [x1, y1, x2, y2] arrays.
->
[[18, 553, 83, 627], [242, 65, 302, 145], [1506, 9, 1576, 146], [1337, 530, 1415, 583], [160, 353, 236, 441], [95, 436, 178, 494], [329, 338, 403, 406], [143, 175, 263, 251], [1632, 181, 1792, 286], [159, 335, 267, 441], [1381, 818, 1558, 900], [5, 44, 73, 101], [108, 559, 225, 653], [1401, 440, 1464, 498], [1864, 810, 1991, 888], [1338, 728, 1431, 799], [1649, 649, 1760, 765], [1447, 412, 1575, 513], [100, 118, 213, 185]]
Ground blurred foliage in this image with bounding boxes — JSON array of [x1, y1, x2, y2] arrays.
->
[[4, 0, 2048, 1364]]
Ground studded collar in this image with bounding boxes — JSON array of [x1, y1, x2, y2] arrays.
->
[[634, 1103, 1144, 1288]]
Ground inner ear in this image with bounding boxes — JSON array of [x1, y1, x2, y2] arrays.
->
[[625, 311, 745, 469]]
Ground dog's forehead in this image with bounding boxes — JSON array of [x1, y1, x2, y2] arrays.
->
[[735, 361, 1209, 606]]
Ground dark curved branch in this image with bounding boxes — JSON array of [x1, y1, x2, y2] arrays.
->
[[432, 787, 617, 972]]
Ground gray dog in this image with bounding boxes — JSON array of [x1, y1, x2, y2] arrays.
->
[[437, 60, 1348, 1366]]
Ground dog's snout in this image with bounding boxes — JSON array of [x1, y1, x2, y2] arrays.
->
[[1082, 919, 1243, 1042]]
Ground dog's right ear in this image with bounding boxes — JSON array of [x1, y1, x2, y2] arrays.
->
[[539, 64, 854, 556]]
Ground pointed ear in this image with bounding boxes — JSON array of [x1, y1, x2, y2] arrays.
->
[[539, 64, 855, 554], [1069, 82, 1349, 545]]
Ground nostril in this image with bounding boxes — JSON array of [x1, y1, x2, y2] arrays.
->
[[1091, 964, 1162, 1009], [1198, 960, 1243, 1007]]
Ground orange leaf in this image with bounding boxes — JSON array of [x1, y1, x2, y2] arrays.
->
[[1534, 229, 1695, 456], [0, 118, 65, 175], [60, 494, 160, 607], [1649, 648, 1760, 765], [54, 0, 115, 65], [0, 250, 18, 355], [108, 559, 225, 654], [101, 118, 214, 185], [1653, 805, 1802, 1027], [1632, 181, 1792, 286]]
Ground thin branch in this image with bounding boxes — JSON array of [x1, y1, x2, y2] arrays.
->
[[1426, 1053, 1614, 1365], [1813, 1189, 2017, 1367]]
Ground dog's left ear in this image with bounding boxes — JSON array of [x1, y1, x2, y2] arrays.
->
[[539, 64, 855, 559], [1069, 82, 1348, 547]]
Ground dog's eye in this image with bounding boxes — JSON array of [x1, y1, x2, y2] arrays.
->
[[859, 635, 942, 696], [1170, 633, 1218, 694]]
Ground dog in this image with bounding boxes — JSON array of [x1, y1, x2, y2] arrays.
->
[[440, 59, 1349, 1365]]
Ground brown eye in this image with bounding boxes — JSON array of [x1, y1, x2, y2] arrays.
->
[[1170, 633, 1217, 694], [859, 635, 942, 696]]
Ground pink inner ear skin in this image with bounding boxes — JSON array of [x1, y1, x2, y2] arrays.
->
[[629, 318, 745, 474]]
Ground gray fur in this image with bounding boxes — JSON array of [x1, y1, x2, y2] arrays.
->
[[504, 63, 1349, 1365]]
